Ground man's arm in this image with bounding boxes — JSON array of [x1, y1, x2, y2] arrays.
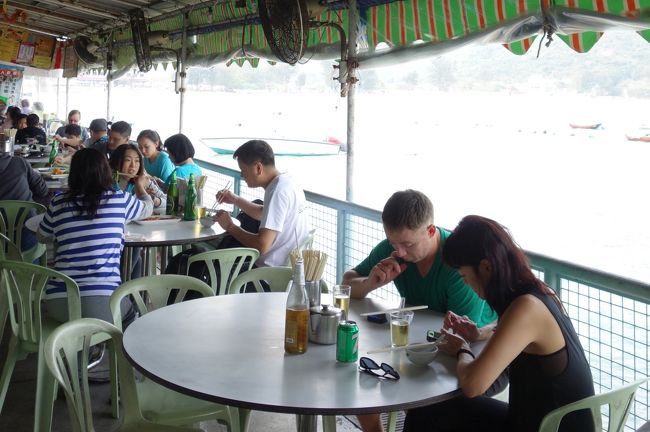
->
[[343, 241, 406, 299], [26, 162, 48, 198], [216, 190, 263, 221]]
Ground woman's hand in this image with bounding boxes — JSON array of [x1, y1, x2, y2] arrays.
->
[[443, 311, 481, 342], [133, 174, 149, 198], [439, 329, 471, 356]]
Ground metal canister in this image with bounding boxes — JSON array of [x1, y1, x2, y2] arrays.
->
[[336, 320, 359, 362]]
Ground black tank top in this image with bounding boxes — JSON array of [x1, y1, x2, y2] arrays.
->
[[508, 289, 595, 431]]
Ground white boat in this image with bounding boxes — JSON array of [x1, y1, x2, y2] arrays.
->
[[201, 137, 344, 157]]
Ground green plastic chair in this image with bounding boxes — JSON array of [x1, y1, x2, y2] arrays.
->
[[0, 260, 81, 432], [227, 266, 293, 294], [538, 378, 648, 432], [0, 200, 47, 265], [44, 317, 202, 432], [0, 234, 23, 344], [110, 275, 249, 431], [186, 247, 259, 295]]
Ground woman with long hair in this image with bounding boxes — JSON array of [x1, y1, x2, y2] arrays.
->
[[109, 143, 166, 209], [137, 129, 175, 186], [404, 215, 594, 432], [38, 148, 153, 323]]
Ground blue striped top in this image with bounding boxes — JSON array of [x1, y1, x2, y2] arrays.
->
[[39, 190, 145, 298]]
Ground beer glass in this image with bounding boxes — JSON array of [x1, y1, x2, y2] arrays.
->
[[390, 310, 414, 347], [332, 285, 351, 320]]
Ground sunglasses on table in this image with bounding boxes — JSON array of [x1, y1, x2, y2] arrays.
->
[[359, 357, 400, 380]]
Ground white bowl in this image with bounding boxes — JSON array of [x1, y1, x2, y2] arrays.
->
[[199, 216, 215, 228], [405, 344, 439, 366]]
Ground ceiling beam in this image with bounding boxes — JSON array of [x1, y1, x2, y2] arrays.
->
[[7, 3, 89, 26], [0, 21, 65, 38], [21, 0, 123, 20]]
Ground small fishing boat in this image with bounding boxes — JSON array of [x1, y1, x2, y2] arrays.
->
[[201, 137, 345, 157], [569, 123, 603, 130]]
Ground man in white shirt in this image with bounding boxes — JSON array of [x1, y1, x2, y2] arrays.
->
[[214, 140, 310, 267]]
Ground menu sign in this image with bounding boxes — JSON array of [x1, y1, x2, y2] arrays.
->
[[0, 27, 56, 69], [0, 63, 24, 107]]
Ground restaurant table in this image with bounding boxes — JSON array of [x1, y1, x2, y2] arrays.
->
[[122, 292, 486, 432], [25, 214, 234, 280], [122, 218, 236, 280]]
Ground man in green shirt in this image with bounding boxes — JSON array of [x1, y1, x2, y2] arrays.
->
[[343, 189, 497, 432]]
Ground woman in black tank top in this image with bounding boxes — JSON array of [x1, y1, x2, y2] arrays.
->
[[404, 215, 594, 432]]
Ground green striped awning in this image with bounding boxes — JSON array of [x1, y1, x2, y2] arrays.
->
[[95, 0, 650, 72]]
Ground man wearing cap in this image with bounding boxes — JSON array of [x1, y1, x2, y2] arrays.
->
[[91, 120, 131, 159], [84, 118, 109, 148]]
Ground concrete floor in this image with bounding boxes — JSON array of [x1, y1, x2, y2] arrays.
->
[[0, 325, 392, 432]]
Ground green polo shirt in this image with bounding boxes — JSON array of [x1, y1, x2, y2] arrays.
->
[[353, 228, 497, 327]]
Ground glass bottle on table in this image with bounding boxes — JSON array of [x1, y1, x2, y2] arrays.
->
[[48, 139, 58, 165], [285, 259, 309, 354], [183, 173, 197, 221], [166, 171, 179, 216]]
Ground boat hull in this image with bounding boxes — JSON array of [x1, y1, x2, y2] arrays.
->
[[201, 137, 342, 157]]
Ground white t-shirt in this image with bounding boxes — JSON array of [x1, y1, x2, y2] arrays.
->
[[259, 173, 310, 267]]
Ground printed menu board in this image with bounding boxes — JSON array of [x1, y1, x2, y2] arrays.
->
[[0, 63, 24, 107], [0, 27, 56, 69]]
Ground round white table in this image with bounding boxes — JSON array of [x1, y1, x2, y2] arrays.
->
[[122, 293, 482, 431]]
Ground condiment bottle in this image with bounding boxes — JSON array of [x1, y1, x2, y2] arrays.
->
[[166, 171, 179, 216], [183, 173, 197, 221], [285, 259, 309, 354], [48, 140, 58, 165]]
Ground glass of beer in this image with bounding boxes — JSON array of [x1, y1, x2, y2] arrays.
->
[[390, 310, 414, 347], [196, 206, 207, 218], [333, 285, 351, 320]]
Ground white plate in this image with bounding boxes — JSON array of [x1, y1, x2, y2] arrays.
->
[[47, 174, 69, 179], [132, 216, 181, 226]]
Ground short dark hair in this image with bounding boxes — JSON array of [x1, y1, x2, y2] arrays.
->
[[26, 113, 39, 127], [68, 109, 80, 120], [233, 140, 275, 166], [64, 124, 82, 137], [16, 113, 27, 124], [110, 121, 131, 137], [382, 189, 433, 231], [164, 133, 195, 163], [137, 129, 162, 150]]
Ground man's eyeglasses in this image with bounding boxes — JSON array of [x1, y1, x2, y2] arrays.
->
[[359, 357, 400, 380]]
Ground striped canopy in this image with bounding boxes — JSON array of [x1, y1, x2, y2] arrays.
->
[[84, 0, 650, 73]]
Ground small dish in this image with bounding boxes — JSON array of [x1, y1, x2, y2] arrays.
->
[[200, 216, 215, 228], [133, 215, 181, 225], [405, 344, 439, 366]]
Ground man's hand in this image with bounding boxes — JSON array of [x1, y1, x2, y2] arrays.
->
[[216, 189, 237, 205], [214, 209, 234, 231], [365, 255, 406, 289]]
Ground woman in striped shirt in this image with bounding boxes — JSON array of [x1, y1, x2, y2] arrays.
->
[[38, 148, 153, 323]]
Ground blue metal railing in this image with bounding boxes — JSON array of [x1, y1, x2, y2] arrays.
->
[[197, 158, 650, 430]]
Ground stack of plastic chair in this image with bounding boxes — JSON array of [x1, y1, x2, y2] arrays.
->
[[186, 247, 259, 295], [538, 378, 649, 432], [0, 260, 81, 432], [44, 317, 202, 432], [0, 233, 24, 344], [0, 200, 47, 265], [110, 274, 248, 431], [227, 266, 293, 293]]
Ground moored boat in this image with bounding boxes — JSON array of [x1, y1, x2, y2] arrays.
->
[[201, 137, 344, 157]]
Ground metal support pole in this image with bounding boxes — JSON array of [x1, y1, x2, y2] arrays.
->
[[179, 13, 188, 133], [345, 0, 359, 203], [106, 76, 112, 120], [64, 77, 70, 119]]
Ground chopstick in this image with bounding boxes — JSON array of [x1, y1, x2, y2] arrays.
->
[[211, 180, 232, 212], [360, 305, 429, 317], [116, 171, 135, 178], [366, 338, 445, 355]]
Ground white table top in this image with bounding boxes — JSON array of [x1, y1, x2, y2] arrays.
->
[[122, 293, 480, 415], [26, 213, 232, 247]]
